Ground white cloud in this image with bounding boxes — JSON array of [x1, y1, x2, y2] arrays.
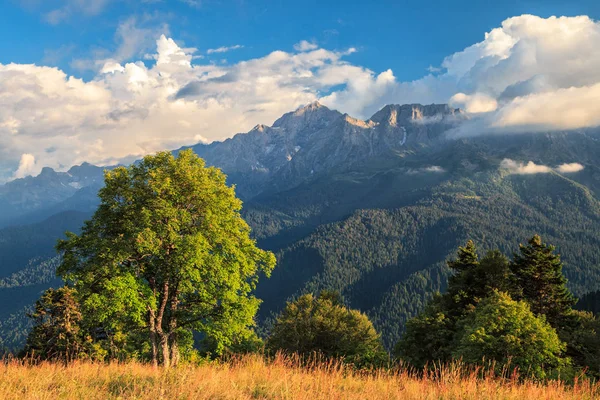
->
[[449, 92, 497, 113], [556, 163, 585, 173], [407, 165, 446, 174], [491, 83, 600, 131], [294, 40, 318, 52], [207, 45, 243, 54], [323, 14, 600, 135], [44, 0, 112, 24], [424, 166, 445, 173], [500, 159, 552, 175], [439, 15, 600, 134], [501, 159, 586, 175], [179, 0, 201, 8], [13, 154, 38, 179]]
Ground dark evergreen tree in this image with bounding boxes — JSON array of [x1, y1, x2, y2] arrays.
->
[[443, 240, 480, 319], [510, 235, 576, 327], [24, 286, 86, 362], [393, 295, 454, 367], [576, 290, 600, 315], [445, 245, 513, 318]]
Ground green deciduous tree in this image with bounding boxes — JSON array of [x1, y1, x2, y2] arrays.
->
[[510, 235, 576, 327], [268, 291, 386, 367], [453, 291, 569, 380], [57, 150, 276, 367]]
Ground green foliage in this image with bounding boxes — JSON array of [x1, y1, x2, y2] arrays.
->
[[453, 291, 569, 380], [268, 291, 386, 367], [255, 167, 600, 351], [55, 150, 276, 366]]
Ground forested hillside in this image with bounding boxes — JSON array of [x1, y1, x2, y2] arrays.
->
[[253, 169, 600, 348], [0, 212, 89, 350]]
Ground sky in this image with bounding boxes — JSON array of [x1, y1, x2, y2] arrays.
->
[[1, 0, 600, 181]]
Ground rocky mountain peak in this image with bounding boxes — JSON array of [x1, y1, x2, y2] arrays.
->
[[251, 124, 268, 133], [272, 101, 342, 133], [369, 103, 462, 126], [38, 167, 58, 177], [293, 100, 324, 115]]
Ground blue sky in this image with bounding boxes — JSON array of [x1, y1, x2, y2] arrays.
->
[[3, 0, 600, 82], [2, 1, 600, 181]]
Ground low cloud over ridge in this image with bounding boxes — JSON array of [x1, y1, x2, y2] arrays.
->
[[501, 159, 585, 175]]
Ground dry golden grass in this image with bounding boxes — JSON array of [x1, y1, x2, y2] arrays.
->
[[0, 355, 598, 400]]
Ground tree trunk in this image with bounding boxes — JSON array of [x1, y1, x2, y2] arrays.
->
[[149, 310, 159, 368], [169, 289, 180, 366], [156, 281, 170, 368], [160, 333, 170, 368], [170, 340, 180, 367]]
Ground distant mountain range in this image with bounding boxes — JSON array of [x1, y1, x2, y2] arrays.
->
[[2, 102, 600, 350], [0, 163, 105, 227]]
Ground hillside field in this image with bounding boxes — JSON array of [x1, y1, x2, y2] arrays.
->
[[0, 355, 598, 400]]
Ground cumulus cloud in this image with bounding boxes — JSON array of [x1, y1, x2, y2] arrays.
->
[[440, 15, 600, 134], [424, 166, 446, 173], [13, 154, 37, 179], [556, 163, 585, 173], [449, 92, 497, 113], [500, 159, 552, 175], [324, 14, 600, 135], [294, 40, 318, 52], [73, 15, 171, 72], [207, 45, 243, 54]]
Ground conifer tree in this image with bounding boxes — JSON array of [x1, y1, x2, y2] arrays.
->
[[510, 235, 576, 326], [445, 240, 480, 317], [24, 286, 85, 362]]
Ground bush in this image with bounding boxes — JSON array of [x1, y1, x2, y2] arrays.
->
[[268, 291, 386, 367], [453, 291, 570, 379]]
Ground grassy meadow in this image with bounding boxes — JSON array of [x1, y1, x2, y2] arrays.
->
[[0, 355, 598, 400]]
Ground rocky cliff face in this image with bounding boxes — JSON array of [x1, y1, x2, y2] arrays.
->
[[190, 102, 464, 198]]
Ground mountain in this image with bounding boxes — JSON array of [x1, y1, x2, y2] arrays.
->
[[2, 102, 600, 351], [188, 102, 463, 199], [0, 163, 105, 227]]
